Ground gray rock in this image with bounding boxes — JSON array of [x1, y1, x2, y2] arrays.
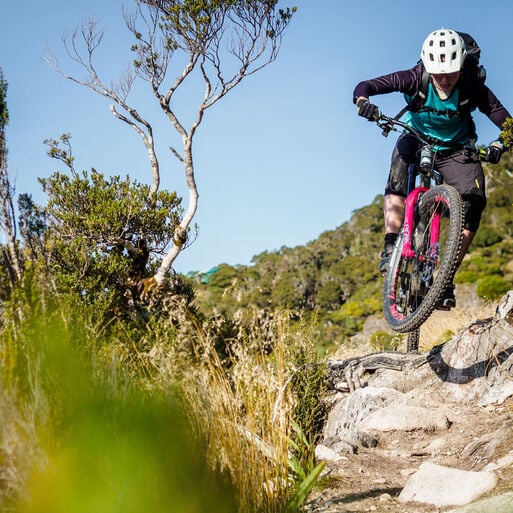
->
[[323, 386, 404, 449], [446, 492, 513, 513], [398, 462, 498, 507], [360, 403, 451, 432], [313, 291, 513, 512], [314, 444, 345, 463], [461, 428, 508, 468], [427, 304, 513, 405]]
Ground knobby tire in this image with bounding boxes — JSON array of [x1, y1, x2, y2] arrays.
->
[[406, 328, 420, 352], [383, 184, 463, 333]]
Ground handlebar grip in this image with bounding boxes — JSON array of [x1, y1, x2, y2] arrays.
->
[[478, 148, 489, 161]]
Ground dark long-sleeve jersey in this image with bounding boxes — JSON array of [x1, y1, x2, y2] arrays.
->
[[353, 63, 510, 133]]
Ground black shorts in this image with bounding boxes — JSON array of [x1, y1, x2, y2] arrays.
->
[[384, 134, 486, 232]]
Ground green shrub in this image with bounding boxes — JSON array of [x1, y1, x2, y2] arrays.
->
[[338, 301, 365, 318], [362, 296, 381, 315], [476, 275, 510, 300], [472, 226, 503, 248], [455, 270, 479, 284], [316, 280, 343, 310]]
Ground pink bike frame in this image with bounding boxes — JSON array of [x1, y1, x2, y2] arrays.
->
[[401, 187, 442, 261]]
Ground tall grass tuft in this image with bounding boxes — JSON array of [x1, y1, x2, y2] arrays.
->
[[0, 299, 237, 512], [0, 290, 325, 512], [143, 306, 326, 512]]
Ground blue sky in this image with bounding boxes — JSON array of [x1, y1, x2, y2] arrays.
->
[[2, 1, 513, 274]]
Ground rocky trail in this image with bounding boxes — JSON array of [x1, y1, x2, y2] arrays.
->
[[305, 291, 513, 513]]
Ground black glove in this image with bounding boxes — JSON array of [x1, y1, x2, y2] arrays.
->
[[485, 144, 503, 164], [356, 99, 380, 121]]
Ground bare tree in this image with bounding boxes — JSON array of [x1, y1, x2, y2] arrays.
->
[[45, 0, 295, 291], [0, 70, 23, 284]]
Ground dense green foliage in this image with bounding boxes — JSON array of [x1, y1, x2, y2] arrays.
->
[[191, 152, 513, 348], [14, 165, 188, 321], [40, 170, 182, 291]]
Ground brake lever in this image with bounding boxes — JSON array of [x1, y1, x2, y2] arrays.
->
[[379, 120, 393, 138]]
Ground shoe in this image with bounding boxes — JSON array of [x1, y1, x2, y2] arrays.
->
[[378, 244, 394, 275], [435, 283, 456, 310]]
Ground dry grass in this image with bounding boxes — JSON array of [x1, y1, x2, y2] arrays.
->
[[146, 306, 323, 512], [418, 284, 496, 350], [0, 387, 48, 509], [0, 309, 242, 512], [0, 294, 326, 512]]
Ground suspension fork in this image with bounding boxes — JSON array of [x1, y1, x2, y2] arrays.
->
[[401, 187, 428, 258], [401, 164, 441, 260], [402, 191, 444, 262]]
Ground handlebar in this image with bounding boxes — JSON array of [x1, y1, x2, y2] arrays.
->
[[376, 113, 429, 141], [375, 113, 489, 161]]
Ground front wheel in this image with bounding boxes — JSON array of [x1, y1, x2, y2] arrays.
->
[[406, 328, 420, 352], [382, 184, 463, 333]]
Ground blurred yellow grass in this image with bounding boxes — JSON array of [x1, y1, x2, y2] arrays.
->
[[0, 299, 323, 513]]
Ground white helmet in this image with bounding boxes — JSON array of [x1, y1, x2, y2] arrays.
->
[[420, 28, 466, 74]]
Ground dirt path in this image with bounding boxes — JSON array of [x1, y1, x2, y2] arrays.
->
[[306, 383, 513, 512]]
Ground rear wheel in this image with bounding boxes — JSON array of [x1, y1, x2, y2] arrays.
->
[[382, 184, 463, 333]]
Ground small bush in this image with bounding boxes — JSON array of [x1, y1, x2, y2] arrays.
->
[[472, 226, 503, 248], [476, 275, 510, 300], [455, 270, 479, 284]]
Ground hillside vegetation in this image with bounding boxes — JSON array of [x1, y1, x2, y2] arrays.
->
[[191, 152, 513, 350]]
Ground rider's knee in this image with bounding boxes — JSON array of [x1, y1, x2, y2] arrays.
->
[[385, 155, 409, 197], [461, 188, 486, 232]]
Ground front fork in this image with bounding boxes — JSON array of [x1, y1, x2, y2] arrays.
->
[[401, 165, 441, 262]]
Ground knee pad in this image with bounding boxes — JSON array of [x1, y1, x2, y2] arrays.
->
[[461, 187, 486, 232], [385, 155, 408, 197]]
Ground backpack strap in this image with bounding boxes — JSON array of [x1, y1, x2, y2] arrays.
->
[[456, 75, 477, 145], [411, 67, 431, 112], [394, 66, 430, 119]]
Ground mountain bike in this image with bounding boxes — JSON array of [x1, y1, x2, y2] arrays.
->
[[375, 113, 488, 351]]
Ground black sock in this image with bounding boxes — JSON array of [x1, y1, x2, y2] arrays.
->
[[384, 233, 398, 247]]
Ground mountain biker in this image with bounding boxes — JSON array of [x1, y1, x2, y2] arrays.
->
[[353, 28, 511, 309]]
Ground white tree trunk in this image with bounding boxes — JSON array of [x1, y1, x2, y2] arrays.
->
[[154, 143, 198, 284]]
